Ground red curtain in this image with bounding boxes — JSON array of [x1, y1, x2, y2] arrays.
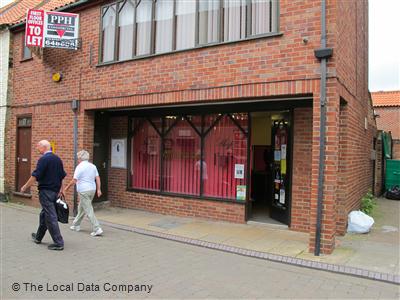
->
[[163, 118, 201, 195], [131, 119, 161, 191], [203, 114, 248, 199]]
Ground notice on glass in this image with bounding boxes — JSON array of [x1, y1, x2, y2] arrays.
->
[[234, 164, 245, 179], [281, 144, 287, 159], [281, 160, 287, 175], [279, 189, 286, 204], [236, 185, 246, 201], [274, 150, 281, 161], [111, 138, 126, 169]]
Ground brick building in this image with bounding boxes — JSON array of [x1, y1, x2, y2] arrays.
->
[[5, 0, 375, 254], [0, 0, 75, 199], [372, 91, 400, 159]]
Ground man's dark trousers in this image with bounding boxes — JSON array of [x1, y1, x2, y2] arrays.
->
[[35, 189, 64, 246]]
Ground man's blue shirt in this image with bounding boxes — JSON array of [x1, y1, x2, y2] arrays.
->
[[32, 152, 67, 192]]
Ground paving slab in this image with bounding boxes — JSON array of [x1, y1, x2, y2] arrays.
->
[[4, 196, 400, 284]]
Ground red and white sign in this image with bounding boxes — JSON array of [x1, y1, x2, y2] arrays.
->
[[25, 9, 80, 50], [25, 9, 45, 47]]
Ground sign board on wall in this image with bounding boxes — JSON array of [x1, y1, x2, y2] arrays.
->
[[111, 139, 126, 169], [25, 9, 80, 50], [25, 9, 45, 47]]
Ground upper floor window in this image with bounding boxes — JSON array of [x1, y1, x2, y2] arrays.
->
[[102, 4, 117, 62], [100, 0, 279, 63], [223, 0, 247, 42], [136, 0, 153, 56], [155, 0, 173, 53], [175, 0, 196, 50], [118, 0, 135, 60], [199, 0, 219, 45], [22, 35, 32, 60]]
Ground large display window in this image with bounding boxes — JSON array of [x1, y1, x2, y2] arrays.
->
[[129, 113, 249, 201]]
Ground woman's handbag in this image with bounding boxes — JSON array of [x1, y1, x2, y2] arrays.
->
[[55, 195, 69, 223]]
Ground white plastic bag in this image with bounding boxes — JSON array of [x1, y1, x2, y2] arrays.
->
[[347, 210, 374, 233]]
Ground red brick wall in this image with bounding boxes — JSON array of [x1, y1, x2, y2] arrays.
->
[[336, 0, 368, 103], [5, 103, 75, 205], [334, 0, 372, 237], [9, 0, 332, 109], [393, 140, 400, 160], [374, 106, 400, 159], [290, 107, 312, 232], [374, 107, 400, 140], [308, 82, 340, 254], [336, 95, 375, 235]]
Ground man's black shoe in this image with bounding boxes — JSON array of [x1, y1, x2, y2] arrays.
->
[[31, 233, 41, 244], [48, 244, 64, 251]]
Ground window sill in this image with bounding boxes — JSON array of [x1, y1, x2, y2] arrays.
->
[[126, 187, 247, 205], [12, 191, 32, 198], [97, 32, 283, 67], [20, 57, 33, 63]]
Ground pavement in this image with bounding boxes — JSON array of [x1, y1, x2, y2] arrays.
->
[[1, 203, 399, 299], [3, 196, 400, 285]]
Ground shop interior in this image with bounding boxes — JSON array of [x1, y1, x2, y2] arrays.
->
[[249, 111, 290, 225]]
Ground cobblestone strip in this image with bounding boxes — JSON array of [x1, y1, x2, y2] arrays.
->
[[100, 219, 400, 285]]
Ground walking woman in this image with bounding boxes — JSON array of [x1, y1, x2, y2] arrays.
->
[[64, 150, 103, 236]]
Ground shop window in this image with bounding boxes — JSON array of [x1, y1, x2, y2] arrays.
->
[[131, 118, 161, 191], [102, 4, 117, 62], [203, 114, 248, 199], [223, 0, 247, 42], [118, 0, 135, 60], [163, 117, 201, 195], [136, 0, 152, 56], [155, 0, 174, 53], [130, 113, 248, 201], [175, 0, 196, 50], [199, 0, 219, 45]]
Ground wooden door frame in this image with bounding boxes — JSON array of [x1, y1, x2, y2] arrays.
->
[[15, 115, 32, 193], [93, 111, 109, 202]]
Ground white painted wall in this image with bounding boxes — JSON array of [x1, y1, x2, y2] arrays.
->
[[0, 29, 10, 194]]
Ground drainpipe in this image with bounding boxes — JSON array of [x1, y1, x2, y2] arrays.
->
[[314, 0, 333, 256], [71, 100, 79, 216]]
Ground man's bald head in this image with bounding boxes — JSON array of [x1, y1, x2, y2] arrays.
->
[[37, 140, 51, 154]]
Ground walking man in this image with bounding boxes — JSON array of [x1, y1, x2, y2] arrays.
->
[[21, 140, 66, 250], [64, 150, 103, 236]]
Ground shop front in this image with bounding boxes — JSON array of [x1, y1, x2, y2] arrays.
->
[[94, 98, 312, 227]]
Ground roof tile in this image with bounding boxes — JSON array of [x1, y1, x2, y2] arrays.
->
[[371, 91, 400, 107], [0, 0, 77, 26]]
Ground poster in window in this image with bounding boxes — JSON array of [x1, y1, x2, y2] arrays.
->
[[236, 185, 246, 201], [111, 138, 126, 168], [234, 164, 245, 179]]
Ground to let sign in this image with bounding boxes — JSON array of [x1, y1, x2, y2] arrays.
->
[[25, 10, 80, 50], [25, 9, 44, 47]]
